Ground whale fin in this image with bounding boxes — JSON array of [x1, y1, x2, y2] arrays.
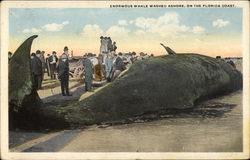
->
[[9, 35, 38, 110]]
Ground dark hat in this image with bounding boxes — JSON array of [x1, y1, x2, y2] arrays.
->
[[100, 36, 103, 39], [64, 46, 68, 51], [52, 51, 56, 54], [31, 53, 36, 56], [118, 52, 122, 56], [87, 53, 92, 57], [36, 50, 41, 54]]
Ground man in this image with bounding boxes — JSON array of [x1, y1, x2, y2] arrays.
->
[[63, 46, 69, 57], [104, 52, 114, 81], [131, 52, 137, 63], [39, 51, 46, 80], [48, 51, 58, 79], [103, 37, 108, 53], [107, 37, 113, 52], [101, 37, 109, 64], [112, 42, 117, 52], [83, 54, 93, 91], [160, 43, 176, 55], [31, 51, 43, 90], [113, 52, 126, 80], [45, 54, 50, 76], [57, 47, 71, 96], [94, 57, 103, 81], [100, 36, 105, 55]]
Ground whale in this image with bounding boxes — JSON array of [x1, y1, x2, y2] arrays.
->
[[8, 35, 243, 129]]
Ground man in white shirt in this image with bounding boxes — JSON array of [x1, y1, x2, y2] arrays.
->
[[48, 51, 58, 79]]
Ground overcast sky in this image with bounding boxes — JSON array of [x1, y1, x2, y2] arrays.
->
[[9, 8, 242, 57]]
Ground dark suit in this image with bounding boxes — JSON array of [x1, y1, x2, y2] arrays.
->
[[31, 56, 43, 89], [107, 39, 113, 52], [115, 56, 125, 71], [84, 58, 93, 91], [48, 55, 58, 79], [45, 57, 50, 76], [57, 59, 70, 95]]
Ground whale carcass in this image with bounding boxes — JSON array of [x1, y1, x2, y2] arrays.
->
[[63, 53, 242, 125], [9, 36, 242, 129]]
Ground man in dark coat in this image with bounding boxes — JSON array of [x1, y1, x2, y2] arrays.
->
[[31, 52, 43, 90], [110, 52, 126, 81], [57, 47, 71, 96], [83, 54, 94, 91], [107, 37, 113, 52], [45, 54, 50, 76], [48, 51, 58, 79], [115, 52, 126, 71], [112, 42, 117, 52]]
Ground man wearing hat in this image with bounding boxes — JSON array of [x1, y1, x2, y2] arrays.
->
[[112, 52, 126, 80], [83, 53, 94, 91], [45, 54, 51, 76], [57, 46, 71, 96], [48, 51, 58, 79], [31, 51, 43, 90], [63, 46, 69, 57], [107, 37, 113, 53], [112, 42, 117, 53]]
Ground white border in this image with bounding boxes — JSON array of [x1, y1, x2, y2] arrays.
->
[[1, 1, 249, 159]]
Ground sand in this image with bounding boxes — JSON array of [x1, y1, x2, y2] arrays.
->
[[59, 90, 242, 152]]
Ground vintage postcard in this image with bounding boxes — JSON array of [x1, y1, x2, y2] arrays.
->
[[1, 0, 249, 160]]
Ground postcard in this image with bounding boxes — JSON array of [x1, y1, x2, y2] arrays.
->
[[1, 0, 249, 160]]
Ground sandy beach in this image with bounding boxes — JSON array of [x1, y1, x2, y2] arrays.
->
[[59, 90, 242, 152]]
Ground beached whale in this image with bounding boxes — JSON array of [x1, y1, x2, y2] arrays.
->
[[62, 53, 242, 126], [9, 36, 242, 129]]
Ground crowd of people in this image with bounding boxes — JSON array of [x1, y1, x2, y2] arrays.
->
[[12, 36, 153, 96], [8, 37, 241, 98]]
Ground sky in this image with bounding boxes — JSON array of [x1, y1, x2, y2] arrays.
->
[[9, 8, 242, 57]]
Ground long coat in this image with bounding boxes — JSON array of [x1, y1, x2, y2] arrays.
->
[[100, 39, 107, 54], [84, 58, 93, 82], [114, 56, 126, 71], [107, 39, 113, 51], [57, 59, 69, 80], [31, 56, 43, 75]]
